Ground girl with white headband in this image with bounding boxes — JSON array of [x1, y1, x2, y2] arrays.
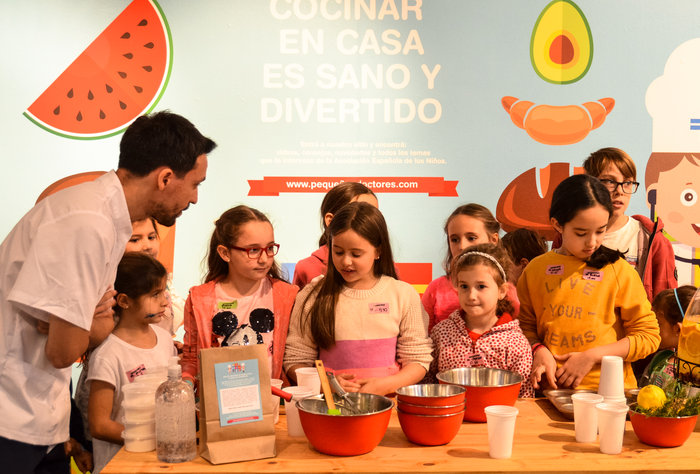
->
[[429, 243, 534, 397]]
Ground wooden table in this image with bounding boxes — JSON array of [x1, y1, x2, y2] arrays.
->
[[103, 399, 700, 473]]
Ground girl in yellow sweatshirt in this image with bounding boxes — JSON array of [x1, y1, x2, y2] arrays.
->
[[518, 174, 660, 391]]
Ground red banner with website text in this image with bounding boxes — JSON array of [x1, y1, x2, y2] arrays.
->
[[248, 176, 458, 196]]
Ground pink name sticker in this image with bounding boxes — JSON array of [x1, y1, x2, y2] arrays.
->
[[545, 265, 564, 275], [583, 269, 603, 281], [369, 303, 390, 314], [126, 364, 147, 383]]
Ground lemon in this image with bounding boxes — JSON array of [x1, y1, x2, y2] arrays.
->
[[637, 385, 667, 410]]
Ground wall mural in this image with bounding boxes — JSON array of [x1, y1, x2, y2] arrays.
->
[[4, 0, 700, 296], [23, 0, 172, 139], [497, 0, 604, 236], [646, 38, 700, 285]]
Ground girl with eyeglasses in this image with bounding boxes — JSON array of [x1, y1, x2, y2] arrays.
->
[[554, 147, 677, 301], [181, 205, 299, 391]]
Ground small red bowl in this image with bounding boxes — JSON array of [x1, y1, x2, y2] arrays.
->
[[397, 408, 465, 446], [437, 367, 521, 422], [397, 400, 465, 415], [396, 383, 466, 406], [630, 410, 698, 447]]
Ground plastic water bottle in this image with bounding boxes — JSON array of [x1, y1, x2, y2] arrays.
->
[[155, 361, 196, 462]]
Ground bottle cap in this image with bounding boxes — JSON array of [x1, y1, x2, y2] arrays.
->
[[168, 363, 182, 378]]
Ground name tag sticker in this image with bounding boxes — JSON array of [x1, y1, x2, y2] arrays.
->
[[545, 265, 564, 275], [126, 364, 147, 383], [369, 303, 390, 314], [583, 269, 603, 281]]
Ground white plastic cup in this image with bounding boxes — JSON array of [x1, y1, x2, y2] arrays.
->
[[484, 405, 519, 459], [598, 356, 624, 399], [295, 367, 321, 394], [122, 383, 157, 406], [123, 418, 156, 438], [596, 402, 629, 454], [571, 393, 604, 443], [271, 378, 283, 424], [282, 386, 314, 437]]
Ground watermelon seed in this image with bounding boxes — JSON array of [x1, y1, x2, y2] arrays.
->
[[143, 65, 152, 72], [99, 110, 106, 120], [67, 88, 74, 99], [118, 71, 127, 79], [119, 101, 127, 110], [144, 42, 154, 49], [123, 53, 133, 60], [53, 106, 60, 115], [138, 19, 148, 26], [88, 90, 94, 100], [121, 32, 130, 39], [106, 84, 113, 93], [76, 112, 83, 122], [134, 85, 143, 93]]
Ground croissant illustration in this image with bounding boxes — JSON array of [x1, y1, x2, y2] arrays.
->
[[502, 96, 615, 145]]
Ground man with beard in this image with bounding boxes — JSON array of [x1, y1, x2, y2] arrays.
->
[[0, 111, 216, 472]]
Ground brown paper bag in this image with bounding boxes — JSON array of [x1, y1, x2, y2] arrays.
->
[[198, 345, 276, 464]]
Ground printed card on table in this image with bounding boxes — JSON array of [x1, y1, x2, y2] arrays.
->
[[214, 359, 263, 427]]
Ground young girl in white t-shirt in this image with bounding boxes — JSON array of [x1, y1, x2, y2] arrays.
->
[[87, 253, 177, 473]]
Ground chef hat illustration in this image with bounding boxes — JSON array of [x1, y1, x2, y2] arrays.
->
[[646, 38, 700, 152]]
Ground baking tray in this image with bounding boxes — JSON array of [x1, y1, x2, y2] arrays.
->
[[543, 388, 640, 419]]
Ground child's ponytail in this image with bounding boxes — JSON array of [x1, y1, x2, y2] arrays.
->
[[586, 245, 625, 269]]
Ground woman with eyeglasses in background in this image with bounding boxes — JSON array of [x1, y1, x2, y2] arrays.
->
[[581, 147, 677, 300], [181, 205, 299, 393]]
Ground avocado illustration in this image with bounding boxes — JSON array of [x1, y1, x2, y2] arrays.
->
[[530, 0, 592, 84]]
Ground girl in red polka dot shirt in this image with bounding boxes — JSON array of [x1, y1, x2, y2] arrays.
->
[[429, 243, 534, 397]]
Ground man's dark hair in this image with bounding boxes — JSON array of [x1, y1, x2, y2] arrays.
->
[[118, 110, 217, 177]]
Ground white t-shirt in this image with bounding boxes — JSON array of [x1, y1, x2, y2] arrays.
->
[[87, 325, 176, 473], [603, 217, 640, 267], [0, 171, 131, 446]]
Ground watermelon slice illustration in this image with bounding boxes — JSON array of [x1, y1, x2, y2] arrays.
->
[[23, 0, 172, 140]]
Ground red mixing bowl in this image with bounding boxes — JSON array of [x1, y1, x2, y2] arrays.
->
[[396, 383, 466, 406], [436, 367, 521, 422], [630, 410, 698, 447], [297, 393, 393, 456], [397, 408, 465, 446], [397, 400, 465, 415]]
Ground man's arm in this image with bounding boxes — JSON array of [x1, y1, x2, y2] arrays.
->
[[45, 315, 89, 368]]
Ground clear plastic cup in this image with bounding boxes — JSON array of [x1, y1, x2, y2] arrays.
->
[[596, 402, 629, 454], [271, 378, 283, 424], [484, 405, 519, 459], [283, 386, 314, 437], [571, 393, 604, 443], [295, 367, 321, 394]]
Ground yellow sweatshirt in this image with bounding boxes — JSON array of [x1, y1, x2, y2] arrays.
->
[[517, 251, 660, 390]]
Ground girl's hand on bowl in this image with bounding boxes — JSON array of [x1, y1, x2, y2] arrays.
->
[[554, 351, 595, 388], [337, 373, 362, 392], [531, 346, 557, 390], [357, 377, 390, 396]]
